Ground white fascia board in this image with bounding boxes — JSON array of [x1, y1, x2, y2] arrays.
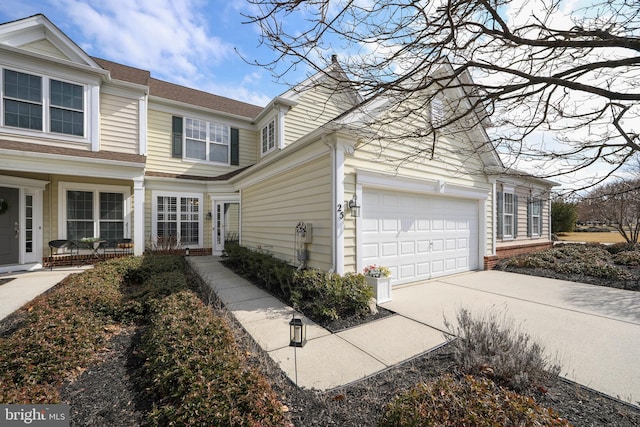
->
[[356, 169, 490, 200], [0, 150, 144, 180], [252, 96, 297, 124]]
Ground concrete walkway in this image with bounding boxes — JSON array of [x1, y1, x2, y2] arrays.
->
[[0, 266, 90, 321], [189, 257, 640, 406]]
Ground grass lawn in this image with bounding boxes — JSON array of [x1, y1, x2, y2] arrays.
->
[[557, 231, 627, 244]]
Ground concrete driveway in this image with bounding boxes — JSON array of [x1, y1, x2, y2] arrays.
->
[[382, 270, 640, 406]]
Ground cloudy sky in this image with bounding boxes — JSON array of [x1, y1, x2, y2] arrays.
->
[[0, 0, 295, 106]]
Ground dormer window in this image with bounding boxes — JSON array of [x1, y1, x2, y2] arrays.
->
[[261, 119, 276, 155], [3, 68, 84, 136]]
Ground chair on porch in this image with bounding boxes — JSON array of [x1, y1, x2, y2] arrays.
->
[[116, 238, 134, 255], [48, 239, 78, 270]]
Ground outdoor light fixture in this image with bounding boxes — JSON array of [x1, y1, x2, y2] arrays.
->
[[206, 211, 212, 220], [348, 194, 361, 217], [289, 314, 306, 347], [185, 247, 190, 256]]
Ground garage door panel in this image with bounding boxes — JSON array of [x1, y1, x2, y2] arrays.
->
[[401, 241, 415, 254], [417, 240, 430, 253], [362, 218, 379, 232], [362, 243, 379, 258], [382, 242, 398, 256], [362, 189, 479, 286]]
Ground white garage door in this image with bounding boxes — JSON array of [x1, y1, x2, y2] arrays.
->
[[362, 189, 479, 286]]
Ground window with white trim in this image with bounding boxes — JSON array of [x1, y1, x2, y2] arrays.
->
[[184, 117, 230, 163], [61, 184, 128, 241], [503, 192, 515, 238], [3, 68, 84, 136], [153, 192, 202, 247], [531, 198, 542, 236], [261, 119, 275, 154]]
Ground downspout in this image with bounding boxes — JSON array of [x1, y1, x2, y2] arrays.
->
[[322, 135, 337, 273]]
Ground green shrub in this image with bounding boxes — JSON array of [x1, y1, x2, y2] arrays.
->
[[124, 254, 185, 284], [444, 308, 560, 395], [291, 270, 374, 321], [613, 251, 640, 266], [141, 291, 285, 426], [379, 374, 571, 426], [222, 242, 296, 299], [121, 270, 188, 320], [606, 242, 640, 255], [0, 255, 187, 403], [223, 242, 373, 321]]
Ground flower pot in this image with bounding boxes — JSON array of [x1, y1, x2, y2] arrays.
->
[[366, 276, 391, 304]]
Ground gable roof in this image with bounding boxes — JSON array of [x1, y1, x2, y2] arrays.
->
[[92, 57, 264, 120], [0, 14, 103, 69]]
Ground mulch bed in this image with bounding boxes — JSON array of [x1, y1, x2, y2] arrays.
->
[[7, 256, 640, 426], [56, 310, 640, 426]]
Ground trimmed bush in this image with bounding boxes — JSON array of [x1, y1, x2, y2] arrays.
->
[[379, 374, 571, 426], [223, 242, 374, 321], [444, 308, 560, 395], [613, 251, 640, 266], [292, 270, 374, 321], [140, 291, 286, 427]]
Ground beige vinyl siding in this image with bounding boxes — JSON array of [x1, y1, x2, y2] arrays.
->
[[21, 39, 68, 60], [242, 153, 332, 270], [100, 93, 139, 154], [146, 109, 256, 176], [342, 104, 494, 271], [284, 88, 354, 146]]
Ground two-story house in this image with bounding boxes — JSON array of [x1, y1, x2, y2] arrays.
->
[[0, 14, 555, 289]]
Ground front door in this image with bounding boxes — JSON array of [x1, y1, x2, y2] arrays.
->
[[213, 202, 239, 255], [0, 187, 20, 265]]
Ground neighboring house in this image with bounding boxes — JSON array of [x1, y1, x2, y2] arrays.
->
[[0, 14, 555, 288]]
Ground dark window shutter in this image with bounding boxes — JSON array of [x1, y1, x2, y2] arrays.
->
[[230, 128, 239, 165], [513, 195, 519, 238], [172, 116, 183, 158], [496, 191, 503, 239], [527, 198, 532, 237]]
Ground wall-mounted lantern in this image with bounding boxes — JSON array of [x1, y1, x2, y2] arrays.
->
[[206, 211, 212, 220], [348, 194, 361, 217], [289, 314, 306, 348]]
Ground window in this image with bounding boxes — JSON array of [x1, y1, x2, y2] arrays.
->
[[497, 189, 517, 239], [184, 117, 230, 163], [2, 68, 84, 136], [503, 192, 514, 237], [66, 191, 125, 241], [261, 119, 276, 154], [430, 96, 445, 127], [3, 69, 42, 131], [154, 193, 202, 247], [61, 183, 128, 241], [530, 198, 542, 236], [50, 79, 84, 136]]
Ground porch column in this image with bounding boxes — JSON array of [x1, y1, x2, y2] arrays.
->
[[133, 176, 145, 256]]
